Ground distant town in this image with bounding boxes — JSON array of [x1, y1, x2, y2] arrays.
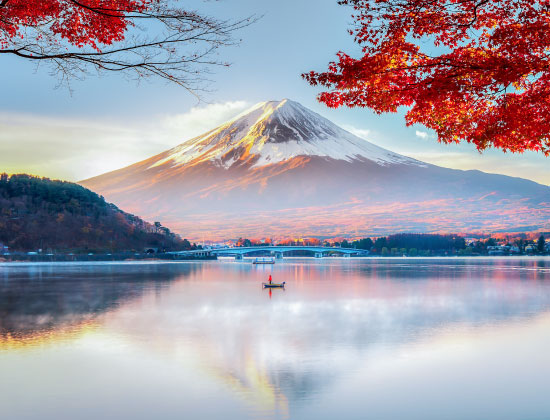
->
[[1, 174, 549, 262], [2, 232, 549, 262], [204, 232, 550, 257]]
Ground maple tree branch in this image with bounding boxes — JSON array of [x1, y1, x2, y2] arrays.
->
[[66, 0, 221, 22], [307, 0, 550, 155], [0, 2, 258, 96], [67, 0, 141, 18]]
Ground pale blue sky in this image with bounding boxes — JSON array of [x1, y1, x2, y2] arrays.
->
[[0, 0, 548, 184]]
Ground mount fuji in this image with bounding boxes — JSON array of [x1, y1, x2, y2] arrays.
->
[[81, 99, 550, 240]]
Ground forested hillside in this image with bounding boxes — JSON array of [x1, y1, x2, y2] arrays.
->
[[0, 174, 182, 252]]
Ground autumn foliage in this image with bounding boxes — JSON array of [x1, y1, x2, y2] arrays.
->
[[0, 0, 252, 90], [304, 0, 550, 154], [0, 0, 145, 50]]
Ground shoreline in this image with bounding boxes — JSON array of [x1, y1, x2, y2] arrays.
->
[[1, 255, 549, 265]]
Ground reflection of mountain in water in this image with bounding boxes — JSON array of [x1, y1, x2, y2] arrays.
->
[[193, 290, 550, 412], [0, 263, 195, 339], [98, 260, 550, 413], [2, 260, 550, 413]]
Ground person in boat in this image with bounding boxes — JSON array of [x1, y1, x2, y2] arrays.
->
[[268, 274, 272, 284]]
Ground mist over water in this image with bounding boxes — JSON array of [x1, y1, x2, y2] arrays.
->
[[1, 258, 550, 420]]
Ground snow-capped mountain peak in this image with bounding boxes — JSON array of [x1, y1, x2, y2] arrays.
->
[[81, 98, 550, 240], [150, 99, 422, 169]]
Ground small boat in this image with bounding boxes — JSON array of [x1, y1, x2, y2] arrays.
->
[[253, 257, 275, 264], [262, 281, 286, 288]]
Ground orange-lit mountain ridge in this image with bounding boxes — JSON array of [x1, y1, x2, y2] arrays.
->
[[81, 99, 550, 240]]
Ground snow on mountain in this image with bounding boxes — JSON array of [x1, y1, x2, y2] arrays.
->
[[80, 99, 550, 240], [150, 99, 423, 169]]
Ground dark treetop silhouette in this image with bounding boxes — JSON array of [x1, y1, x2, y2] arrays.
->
[[0, 174, 182, 252]]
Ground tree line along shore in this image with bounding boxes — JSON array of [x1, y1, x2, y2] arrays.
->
[[231, 234, 550, 257], [1, 174, 548, 260]]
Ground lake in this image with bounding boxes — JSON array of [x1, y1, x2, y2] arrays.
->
[[1, 258, 550, 420]]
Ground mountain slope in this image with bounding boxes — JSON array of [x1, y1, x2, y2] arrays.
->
[[0, 174, 182, 251], [81, 100, 550, 240], [149, 100, 421, 169]]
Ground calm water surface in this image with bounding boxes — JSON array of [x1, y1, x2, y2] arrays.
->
[[1, 258, 550, 420]]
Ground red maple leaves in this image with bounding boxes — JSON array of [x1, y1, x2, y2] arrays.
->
[[0, 0, 148, 50], [304, 0, 550, 155], [0, 1, 253, 91]]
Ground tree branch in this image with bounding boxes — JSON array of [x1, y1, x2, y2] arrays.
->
[[0, 1, 258, 96]]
